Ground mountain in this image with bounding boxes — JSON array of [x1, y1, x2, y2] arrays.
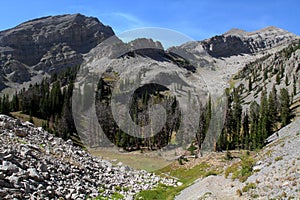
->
[[73, 25, 299, 150], [1, 13, 300, 199], [0, 14, 114, 91], [1, 14, 299, 150], [177, 26, 297, 58], [0, 14, 298, 96]]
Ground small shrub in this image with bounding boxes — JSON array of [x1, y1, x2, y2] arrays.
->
[[225, 153, 254, 182], [275, 156, 283, 161], [251, 194, 259, 198], [225, 163, 239, 178], [225, 150, 233, 160], [204, 170, 219, 177], [115, 186, 122, 191], [111, 192, 124, 199], [242, 182, 256, 192], [187, 144, 197, 155], [236, 189, 243, 197]]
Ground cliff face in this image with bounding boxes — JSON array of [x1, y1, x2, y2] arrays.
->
[[0, 14, 114, 89], [200, 26, 297, 58]]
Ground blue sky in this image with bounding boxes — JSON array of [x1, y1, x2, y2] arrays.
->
[[1, 0, 299, 42]]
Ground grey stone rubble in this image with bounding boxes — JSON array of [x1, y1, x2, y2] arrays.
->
[[0, 114, 177, 199]]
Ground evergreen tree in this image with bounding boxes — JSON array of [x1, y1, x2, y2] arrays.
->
[[232, 88, 242, 149], [279, 88, 290, 126], [242, 112, 250, 149], [285, 74, 289, 86], [280, 65, 284, 78], [263, 69, 268, 81], [248, 77, 252, 91], [276, 73, 281, 85], [249, 101, 259, 149], [10, 92, 19, 112], [268, 86, 278, 131], [293, 75, 297, 96], [1, 95, 10, 115], [258, 90, 269, 148]]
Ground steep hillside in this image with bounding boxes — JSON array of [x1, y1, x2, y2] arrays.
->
[[73, 26, 299, 152], [233, 40, 300, 107], [0, 115, 177, 199], [175, 117, 300, 199]]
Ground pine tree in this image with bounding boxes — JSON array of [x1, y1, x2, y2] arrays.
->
[[263, 69, 268, 81], [1, 95, 10, 115], [276, 73, 281, 85], [248, 77, 252, 91], [280, 65, 284, 78], [293, 75, 297, 96], [279, 88, 290, 126], [242, 112, 250, 149], [249, 101, 259, 149], [268, 86, 278, 131], [285, 74, 289, 86], [10, 92, 19, 112], [258, 90, 269, 148], [232, 88, 242, 149]]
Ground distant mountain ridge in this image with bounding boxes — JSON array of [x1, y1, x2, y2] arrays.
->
[[0, 13, 299, 93], [180, 26, 297, 58]]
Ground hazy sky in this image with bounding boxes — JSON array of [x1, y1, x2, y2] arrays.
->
[[1, 0, 299, 41]]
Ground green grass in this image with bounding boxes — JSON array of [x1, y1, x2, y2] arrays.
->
[[135, 162, 220, 200], [224, 153, 255, 182], [92, 192, 124, 200]]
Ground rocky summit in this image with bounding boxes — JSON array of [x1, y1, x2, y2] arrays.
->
[[0, 14, 114, 90], [0, 115, 178, 199]]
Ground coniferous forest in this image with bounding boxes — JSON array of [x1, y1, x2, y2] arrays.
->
[[0, 42, 297, 152], [0, 68, 292, 152]]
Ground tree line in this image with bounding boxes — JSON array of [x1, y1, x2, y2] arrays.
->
[[0, 65, 293, 152], [217, 85, 291, 151], [1, 66, 78, 140]]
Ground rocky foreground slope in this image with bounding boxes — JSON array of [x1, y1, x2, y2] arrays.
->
[[176, 117, 300, 200], [0, 115, 178, 199]]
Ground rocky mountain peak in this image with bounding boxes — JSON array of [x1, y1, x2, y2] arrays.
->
[[128, 38, 164, 50], [186, 26, 298, 58], [0, 13, 114, 91], [223, 28, 247, 36], [0, 13, 114, 64]]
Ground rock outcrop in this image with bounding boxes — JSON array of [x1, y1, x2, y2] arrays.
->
[[0, 14, 114, 90], [200, 26, 297, 58], [0, 115, 177, 199]]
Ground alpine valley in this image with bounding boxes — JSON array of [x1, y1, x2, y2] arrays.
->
[[0, 14, 300, 199]]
